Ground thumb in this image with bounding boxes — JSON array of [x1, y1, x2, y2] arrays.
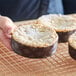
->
[[5, 24, 17, 38]]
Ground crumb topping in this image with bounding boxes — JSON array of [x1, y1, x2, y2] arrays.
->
[[38, 14, 76, 32], [12, 24, 58, 47]]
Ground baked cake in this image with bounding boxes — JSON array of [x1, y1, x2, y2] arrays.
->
[[38, 14, 76, 42], [68, 32, 76, 59], [11, 24, 58, 58]]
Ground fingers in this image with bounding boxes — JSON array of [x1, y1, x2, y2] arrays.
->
[[0, 29, 12, 50], [0, 16, 16, 50], [0, 16, 17, 38], [4, 24, 17, 38]]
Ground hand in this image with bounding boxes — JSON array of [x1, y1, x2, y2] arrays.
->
[[0, 16, 16, 50]]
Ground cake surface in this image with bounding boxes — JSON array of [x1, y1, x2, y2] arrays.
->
[[12, 24, 58, 47], [38, 14, 76, 32]]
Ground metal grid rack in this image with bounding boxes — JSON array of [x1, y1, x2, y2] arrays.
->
[[0, 20, 76, 76]]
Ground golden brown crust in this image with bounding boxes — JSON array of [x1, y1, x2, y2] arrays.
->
[[38, 14, 76, 32], [12, 24, 58, 47], [68, 14, 76, 18]]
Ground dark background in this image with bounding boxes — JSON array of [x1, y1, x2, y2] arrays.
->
[[63, 0, 76, 14]]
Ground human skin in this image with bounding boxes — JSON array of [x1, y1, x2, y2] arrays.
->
[[0, 16, 16, 50]]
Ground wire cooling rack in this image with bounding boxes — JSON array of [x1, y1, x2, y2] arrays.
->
[[0, 39, 76, 76], [0, 20, 76, 76]]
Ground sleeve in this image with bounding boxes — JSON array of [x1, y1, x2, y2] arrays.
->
[[39, 0, 49, 16], [47, 0, 64, 14]]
